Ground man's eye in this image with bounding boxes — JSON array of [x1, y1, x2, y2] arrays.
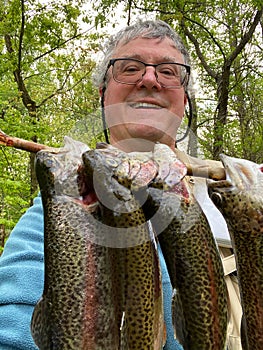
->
[[159, 67, 178, 76], [123, 65, 141, 73], [161, 69, 174, 76]]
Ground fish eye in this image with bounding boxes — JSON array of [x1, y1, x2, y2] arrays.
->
[[210, 192, 223, 207]]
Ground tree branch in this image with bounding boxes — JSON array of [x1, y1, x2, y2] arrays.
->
[[33, 28, 91, 63], [181, 20, 219, 80], [37, 61, 93, 108], [4, 34, 37, 114], [182, 14, 226, 60], [0, 129, 57, 153], [18, 0, 25, 72], [0, 129, 226, 180], [227, 6, 263, 65]]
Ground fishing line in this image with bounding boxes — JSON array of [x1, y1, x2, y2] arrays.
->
[[176, 90, 193, 144], [100, 86, 110, 144]]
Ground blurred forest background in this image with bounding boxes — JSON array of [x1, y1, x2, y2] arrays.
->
[[0, 0, 262, 252]]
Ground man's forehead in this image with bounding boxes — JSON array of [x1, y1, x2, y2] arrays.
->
[[113, 37, 182, 62]]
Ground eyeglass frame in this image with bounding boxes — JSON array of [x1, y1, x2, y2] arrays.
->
[[104, 57, 191, 89]]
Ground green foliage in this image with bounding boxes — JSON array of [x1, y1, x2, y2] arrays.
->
[[0, 147, 31, 243], [0, 0, 104, 248], [90, 0, 262, 160], [0, 0, 262, 250]]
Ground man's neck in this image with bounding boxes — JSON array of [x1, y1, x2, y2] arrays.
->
[[110, 137, 175, 153]]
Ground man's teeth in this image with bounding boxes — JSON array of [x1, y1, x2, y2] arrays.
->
[[131, 103, 162, 109]]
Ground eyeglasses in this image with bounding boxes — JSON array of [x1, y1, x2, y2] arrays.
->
[[106, 58, 190, 89]]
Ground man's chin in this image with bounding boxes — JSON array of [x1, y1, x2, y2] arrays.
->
[[127, 122, 166, 141], [104, 103, 181, 130]]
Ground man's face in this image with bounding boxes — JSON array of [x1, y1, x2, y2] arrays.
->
[[102, 37, 187, 151]]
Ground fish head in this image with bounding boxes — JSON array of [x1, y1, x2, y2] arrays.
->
[[82, 144, 160, 217], [82, 142, 187, 213], [95, 142, 158, 188], [220, 154, 262, 190], [35, 137, 89, 199], [208, 154, 263, 197], [94, 142, 187, 190], [35, 149, 64, 196], [208, 154, 263, 231]]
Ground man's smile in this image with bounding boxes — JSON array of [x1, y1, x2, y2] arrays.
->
[[129, 102, 163, 109]]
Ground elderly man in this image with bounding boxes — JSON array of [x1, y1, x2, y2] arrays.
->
[[0, 19, 241, 349]]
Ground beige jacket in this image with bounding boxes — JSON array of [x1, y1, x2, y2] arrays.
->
[[219, 245, 243, 350]]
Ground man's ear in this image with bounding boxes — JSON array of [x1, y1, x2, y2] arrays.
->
[[99, 84, 107, 97]]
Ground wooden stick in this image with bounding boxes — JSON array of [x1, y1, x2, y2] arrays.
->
[[0, 129, 226, 180], [174, 148, 226, 181], [0, 129, 57, 153]]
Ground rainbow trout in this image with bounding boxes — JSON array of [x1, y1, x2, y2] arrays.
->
[[31, 139, 122, 349], [31, 138, 166, 349], [208, 155, 263, 350], [82, 145, 165, 350], [142, 147, 228, 350]]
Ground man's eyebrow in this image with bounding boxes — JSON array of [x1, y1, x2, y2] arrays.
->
[[116, 54, 143, 60], [115, 54, 179, 62], [159, 55, 179, 62]]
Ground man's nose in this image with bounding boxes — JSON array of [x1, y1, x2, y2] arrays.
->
[[136, 67, 162, 90]]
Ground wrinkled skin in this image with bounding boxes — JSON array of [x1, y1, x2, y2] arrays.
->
[[208, 155, 263, 350]]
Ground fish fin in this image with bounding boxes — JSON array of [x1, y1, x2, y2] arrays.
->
[[119, 311, 129, 350], [31, 297, 50, 349], [172, 289, 187, 348]]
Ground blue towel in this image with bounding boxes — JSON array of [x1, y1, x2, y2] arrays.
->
[[0, 195, 43, 350], [0, 195, 183, 349]]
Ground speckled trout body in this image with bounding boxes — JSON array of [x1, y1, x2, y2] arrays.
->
[[82, 146, 166, 350], [142, 146, 228, 350], [208, 155, 263, 350], [31, 141, 122, 349], [31, 139, 171, 349]]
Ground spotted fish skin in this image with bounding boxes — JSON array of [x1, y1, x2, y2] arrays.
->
[[32, 148, 122, 350], [32, 140, 170, 350], [143, 180, 228, 350], [208, 155, 263, 350], [82, 148, 165, 350], [91, 143, 228, 349]]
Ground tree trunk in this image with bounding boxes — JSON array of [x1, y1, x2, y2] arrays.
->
[[213, 64, 231, 160], [187, 93, 198, 157], [4, 32, 39, 200], [0, 224, 5, 254]]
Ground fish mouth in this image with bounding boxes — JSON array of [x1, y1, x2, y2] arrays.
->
[[129, 102, 163, 110], [71, 191, 99, 211], [220, 154, 258, 189], [77, 165, 99, 207], [81, 191, 98, 206]]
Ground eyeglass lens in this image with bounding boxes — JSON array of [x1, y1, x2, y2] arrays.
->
[[112, 59, 188, 88]]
